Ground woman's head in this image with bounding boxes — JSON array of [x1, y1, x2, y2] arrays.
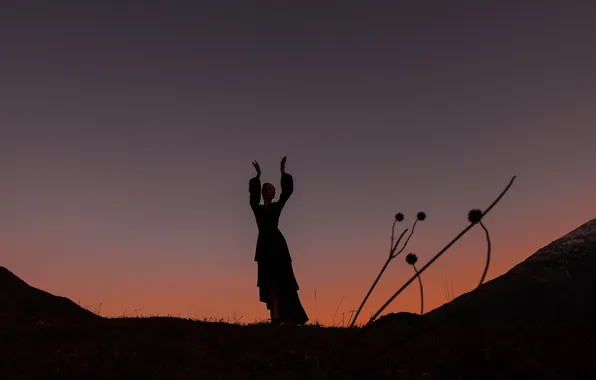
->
[[262, 182, 276, 202]]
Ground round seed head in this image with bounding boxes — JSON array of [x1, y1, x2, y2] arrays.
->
[[468, 209, 483, 224], [406, 253, 418, 265]]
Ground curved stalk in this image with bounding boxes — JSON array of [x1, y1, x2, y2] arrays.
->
[[477, 220, 491, 287]]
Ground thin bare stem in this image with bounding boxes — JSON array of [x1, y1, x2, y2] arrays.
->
[[349, 228, 408, 327], [314, 289, 318, 324], [443, 277, 455, 302], [413, 264, 424, 315], [389, 223, 410, 257], [331, 296, 344, 326], [442, 277, 448, 301], [346, 309, 356, 327], [390, 219, 398, 253], [477, 220, 491, 287], [366, 175, 516, 325], [392, 219, 419, 258]]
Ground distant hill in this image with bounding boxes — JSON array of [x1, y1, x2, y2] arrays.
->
[[0, 266, 101, 322], [423, 218, 596, 324]]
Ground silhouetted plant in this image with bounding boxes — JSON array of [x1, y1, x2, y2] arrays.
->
[[228, 313, 244, 324], [78, 300, 103, 316], [476, 219, 492, 288], [349, 212, 426, 327], [406, 253, 424, 315], [466, 208, 493, 287], [314, 289, 318, 324], [443, 276, 456, 302], [93, 302, 103, 316], [331, 295, 344, 327], [346, 309, 356, 327], [366, 175, 517, 326], [468, 209, 483, 224]]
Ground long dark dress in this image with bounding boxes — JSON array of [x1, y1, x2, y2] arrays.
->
[[249, 172, 309, 324]]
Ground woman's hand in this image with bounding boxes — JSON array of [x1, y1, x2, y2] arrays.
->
[[280, 156, 287, 174], [252, 161, 261, 178]]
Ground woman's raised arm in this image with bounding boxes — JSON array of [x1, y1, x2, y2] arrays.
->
[[249, 161, 262, 213], [278, 156, 293, 209]]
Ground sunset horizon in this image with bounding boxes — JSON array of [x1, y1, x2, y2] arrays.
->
[[5, 201, 594, 326], [3, 1, 596, 327]]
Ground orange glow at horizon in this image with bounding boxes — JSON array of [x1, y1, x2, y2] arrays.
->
[[4, 205, 593, 326]]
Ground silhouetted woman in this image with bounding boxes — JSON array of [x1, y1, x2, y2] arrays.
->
[[249, 156, 309, 325]]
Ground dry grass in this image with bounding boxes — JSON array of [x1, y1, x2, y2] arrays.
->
[[1, 316, 595, 379]]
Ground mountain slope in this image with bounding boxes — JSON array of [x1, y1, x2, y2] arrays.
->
[[0, 266, 101, 322], [425, 218, 596, 324]]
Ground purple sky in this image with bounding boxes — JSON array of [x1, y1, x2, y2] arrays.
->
[[2, 1, 595, 324]]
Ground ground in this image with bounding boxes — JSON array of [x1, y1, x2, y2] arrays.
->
[[1, 316, 595, 379]]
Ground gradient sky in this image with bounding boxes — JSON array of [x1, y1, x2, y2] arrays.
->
[[2, 1, 595, 325]]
